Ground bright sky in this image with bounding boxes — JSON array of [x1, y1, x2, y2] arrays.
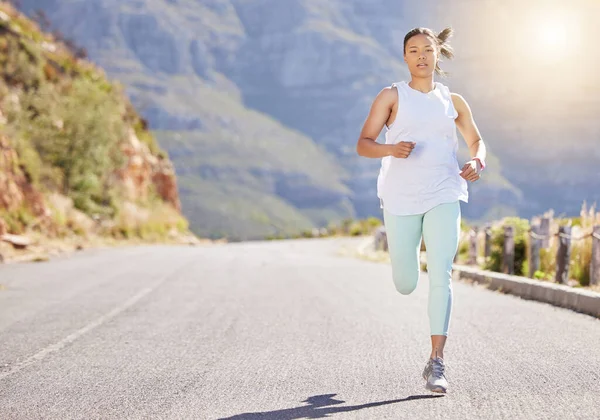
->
[[529, 10, 580, 63]]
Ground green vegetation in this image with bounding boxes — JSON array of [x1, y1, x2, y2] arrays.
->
[[483, 217, 530, 276], [262, 215, 383, 241], [329, 217, 382, 237], [154, 97, 354, 240], [175, 176, 316, 241], [459, 203, 599, 288], [0, 4, 185, 241], [0, 205, 35, 234], [6, 78, 127, 215]]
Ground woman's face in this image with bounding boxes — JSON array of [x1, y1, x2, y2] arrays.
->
[[404, 34, 438, 76]]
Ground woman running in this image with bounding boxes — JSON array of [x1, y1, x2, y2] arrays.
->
[[356, 27, 487, 394]]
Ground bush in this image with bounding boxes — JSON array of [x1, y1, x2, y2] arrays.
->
[[349, 221, 363, 236], [0, 205, 35, 234], [366, 216, 382, 229], [484, 217, 530, 275], [0, 36, 44, 88], [569, 203, 599, 286], [457, 239, 469, 263], [8, 78, 126, 214], [133, 118, 162, 156]]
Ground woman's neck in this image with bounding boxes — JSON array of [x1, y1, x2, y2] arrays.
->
[[408, 77, 435, 94]]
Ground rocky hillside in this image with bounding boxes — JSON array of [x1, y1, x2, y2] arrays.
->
[[16, 0, 600, 239], [0, 2, 192, 261]]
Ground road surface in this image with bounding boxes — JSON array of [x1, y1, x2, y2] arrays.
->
[[0, 237, 599, 419]]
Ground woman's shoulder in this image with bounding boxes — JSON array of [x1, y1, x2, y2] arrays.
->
[[437, 82, 466, 105], [436, 82, 466, 100], [445, 88, 468, 106], [434, 81, 454, 95], [385, 81, 409, 100], [445, 89, 472, 118], [375, 81, 405, 101], [391, 80, 409, 91]]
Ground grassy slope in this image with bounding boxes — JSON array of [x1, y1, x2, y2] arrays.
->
[[152, 80, 353, 240]]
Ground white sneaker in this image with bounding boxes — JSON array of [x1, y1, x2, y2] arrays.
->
[[422, 357, 448, 393]]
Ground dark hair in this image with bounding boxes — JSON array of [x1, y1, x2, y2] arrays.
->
[[403, 27, 454, 76]]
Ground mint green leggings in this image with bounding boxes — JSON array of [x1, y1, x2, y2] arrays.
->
[[383, 201, 461, 336]]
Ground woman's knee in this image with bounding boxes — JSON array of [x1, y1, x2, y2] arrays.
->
[[392, 270, 419, 295]]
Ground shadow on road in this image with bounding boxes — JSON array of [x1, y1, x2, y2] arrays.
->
[[217, 392, 444, 419]]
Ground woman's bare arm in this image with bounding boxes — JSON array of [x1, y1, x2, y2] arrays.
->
[[356, 87, 415, 159], [452, 93, 487, 181]]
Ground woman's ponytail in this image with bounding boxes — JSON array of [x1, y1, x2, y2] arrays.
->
[[435, 27, 454, 76]]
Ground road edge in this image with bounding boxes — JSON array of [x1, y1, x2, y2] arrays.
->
[[452, 264, 600, 319], [352, 236, 600, 319]]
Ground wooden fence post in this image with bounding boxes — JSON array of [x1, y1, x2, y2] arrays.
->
[[469, 227, 479, 265], [555, 225, 572, 284], [590, 225, 600, 286], [484, 225, 492, 260], [374, 226, 387, 252], [529, 224, 541, 278], [503, 225, 515, 275], [540, 216, 551, 248]]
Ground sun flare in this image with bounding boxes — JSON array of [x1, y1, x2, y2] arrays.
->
[[536, 21, 568, 50]]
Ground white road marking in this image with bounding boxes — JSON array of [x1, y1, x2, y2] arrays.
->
[[0, 286, 156, 380]]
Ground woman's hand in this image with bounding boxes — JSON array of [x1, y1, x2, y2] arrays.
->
[[389, 141, 416, 158], [460, 160, 481, 182]]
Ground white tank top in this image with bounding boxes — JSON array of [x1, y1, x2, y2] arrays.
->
[[376, 80, 469, 215]]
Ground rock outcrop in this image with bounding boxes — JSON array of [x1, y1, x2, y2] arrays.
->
[[116, 128, 181, 212]]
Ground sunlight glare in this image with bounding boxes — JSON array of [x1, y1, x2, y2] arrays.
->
[[537, 21, 568, 50]]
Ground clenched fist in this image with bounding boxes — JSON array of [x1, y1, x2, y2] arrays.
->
[[460, 159, 482, 182], [389, 141, 416, 158]]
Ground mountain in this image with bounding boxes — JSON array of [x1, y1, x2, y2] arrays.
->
[[0, 2, 189, 247], [15, 0, 599, 239], [16, 0, 358, 240]]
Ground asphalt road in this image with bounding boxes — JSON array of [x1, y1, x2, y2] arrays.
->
[[0, 237, 599, 419]]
